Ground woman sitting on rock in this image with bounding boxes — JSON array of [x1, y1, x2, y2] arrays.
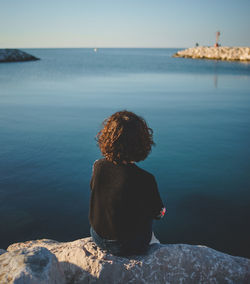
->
[[89, 110, 166, 256]]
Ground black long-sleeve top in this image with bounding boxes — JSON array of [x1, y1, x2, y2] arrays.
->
[[89, 159, 164, 241]]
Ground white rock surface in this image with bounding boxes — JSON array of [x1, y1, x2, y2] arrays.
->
[[0, 49, 39, 62], [1, 237, 249, 283], [0, 246, 65, 284], [173, 46, 250, 61]]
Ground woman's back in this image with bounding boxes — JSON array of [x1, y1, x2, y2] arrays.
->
[[89, 158, 163, 241]]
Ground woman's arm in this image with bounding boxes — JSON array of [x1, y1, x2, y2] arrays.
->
[[148, 175, 166, 220]]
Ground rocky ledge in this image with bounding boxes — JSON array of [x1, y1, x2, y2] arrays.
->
[[0, 49, 39, 63], [173, 46, 250, 61], [0, 238, 250, 284]]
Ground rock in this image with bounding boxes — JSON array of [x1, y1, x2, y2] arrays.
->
[[0, 246, 66, 284], [3, 237, 250, 283], [0, 49, 39, 63], [173, 46, 250, 61]]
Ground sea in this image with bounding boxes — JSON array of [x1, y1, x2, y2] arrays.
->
[[0, 48, 250, 258]]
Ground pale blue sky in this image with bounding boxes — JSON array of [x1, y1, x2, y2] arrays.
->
[[1, 0, 250, 48]]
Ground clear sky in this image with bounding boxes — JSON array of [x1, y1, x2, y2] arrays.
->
[[1, 0, 250, 48]]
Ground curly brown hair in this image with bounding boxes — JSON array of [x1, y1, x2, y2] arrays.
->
[[96, 110, 155, 163]]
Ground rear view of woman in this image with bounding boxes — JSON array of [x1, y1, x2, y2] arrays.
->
[[89, 110, 166, 256]]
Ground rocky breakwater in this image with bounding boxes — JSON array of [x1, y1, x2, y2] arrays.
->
[[173, 46, 250, 61], [0, 49, 39, 63], [0, 238, 250, 283]]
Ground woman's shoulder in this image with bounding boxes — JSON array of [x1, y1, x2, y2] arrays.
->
[[92, 158, 104, 167], [92, 158, 112, 169], [133, 164, 156, 181]]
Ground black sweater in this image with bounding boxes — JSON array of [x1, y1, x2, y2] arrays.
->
[[89, 159, 164, 240]]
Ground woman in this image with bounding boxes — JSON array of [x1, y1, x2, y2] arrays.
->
[[89, 110, 166, 256]]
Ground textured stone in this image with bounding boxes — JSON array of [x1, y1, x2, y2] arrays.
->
[[4, 237, 250, 283], [0, 49, 39, 63], [173, 46, 250, 61], [0, 246, 65, 284]]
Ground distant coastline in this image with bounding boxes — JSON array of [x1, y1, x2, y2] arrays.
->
[[173, 46, 250, 61]]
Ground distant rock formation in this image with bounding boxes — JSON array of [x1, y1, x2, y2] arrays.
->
[[1, 237, 250, 283], [173, 46, 250, 61], [0, 49, 39, 63]]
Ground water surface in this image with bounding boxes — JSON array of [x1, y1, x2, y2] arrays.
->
[[0, 48, 250, 257]]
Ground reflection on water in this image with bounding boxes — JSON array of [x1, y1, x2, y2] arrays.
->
[[214, 74, 218, 88], [0, 49, 250, 257]]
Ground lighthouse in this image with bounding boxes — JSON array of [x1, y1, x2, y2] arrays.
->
[[214, 31, 221, 47]]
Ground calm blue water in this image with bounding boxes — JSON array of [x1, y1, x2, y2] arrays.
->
[[0, 48, 250, 257]]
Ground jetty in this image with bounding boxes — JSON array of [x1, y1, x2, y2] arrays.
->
[[173, 46, 250, 61], [0, 49, 39, 63]]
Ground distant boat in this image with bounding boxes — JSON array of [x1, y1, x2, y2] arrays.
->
[[94, 48, 98, 52]]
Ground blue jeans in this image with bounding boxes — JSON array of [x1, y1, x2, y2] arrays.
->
[[90, 226, 152, 256]]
